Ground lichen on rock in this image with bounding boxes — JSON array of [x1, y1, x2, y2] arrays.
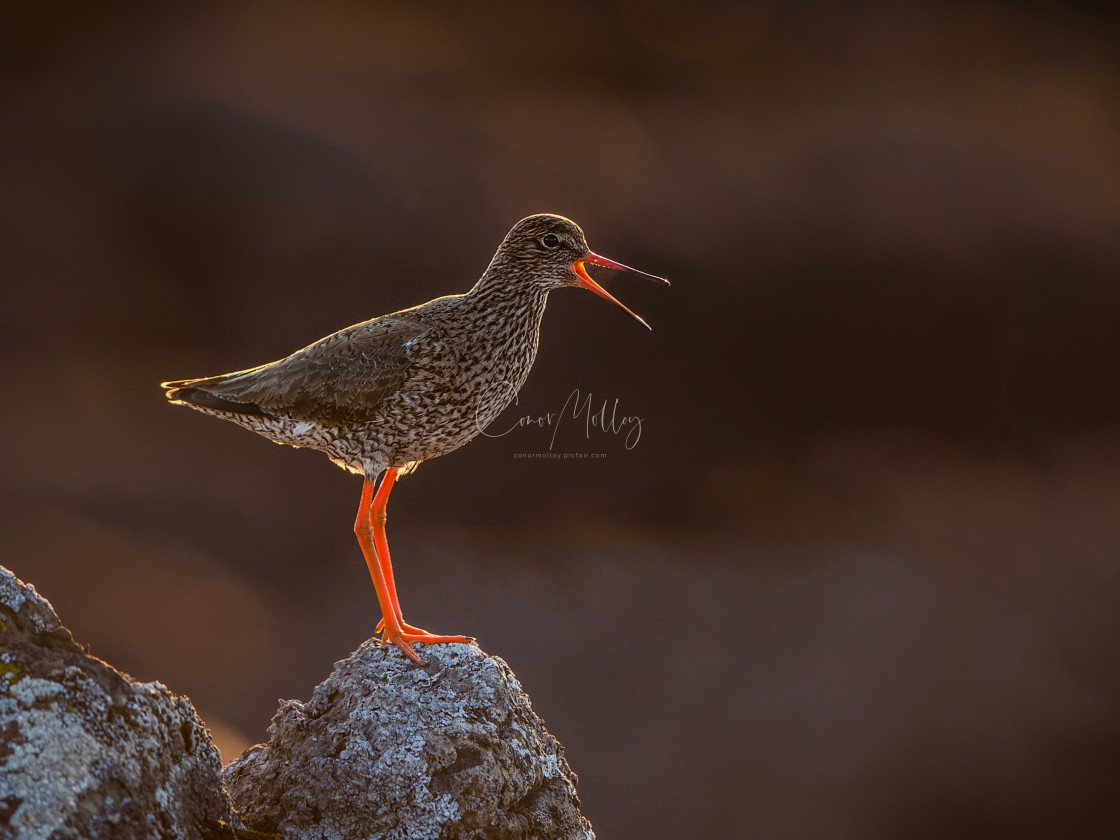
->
[[1, 563, 593, 839], [0, 565, 242, 840], [224, 640, 595, 840]]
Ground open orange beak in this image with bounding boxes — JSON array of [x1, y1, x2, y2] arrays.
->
[[570, 251, 669, 330]]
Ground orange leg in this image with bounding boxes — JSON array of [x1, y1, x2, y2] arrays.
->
[[371, 467, 405, 626], [356, 468, 471, 664], [371, 469, 429, 634]]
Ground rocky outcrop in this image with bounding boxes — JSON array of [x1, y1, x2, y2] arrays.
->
[[0, 565, 243, 840], [224, 641, 594, 840], [0, 565, 593, 839]]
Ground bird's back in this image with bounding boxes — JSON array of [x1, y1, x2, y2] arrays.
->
[[163, 288, 546, 474]]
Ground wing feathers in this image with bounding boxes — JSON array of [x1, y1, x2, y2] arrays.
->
[[163, 315, 431, 426]]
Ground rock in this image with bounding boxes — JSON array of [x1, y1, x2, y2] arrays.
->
[[1, 564, 593, 840], [224, 641, 595, 840], [0, 565, 246, 840]]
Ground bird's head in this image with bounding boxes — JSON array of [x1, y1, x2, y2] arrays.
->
[[489, 213, 669, 329]]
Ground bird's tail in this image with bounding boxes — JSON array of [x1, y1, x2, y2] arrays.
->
[[161, 374, 268, 417]]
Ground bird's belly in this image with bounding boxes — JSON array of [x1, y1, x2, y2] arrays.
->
[[378, 358, 530, 463]]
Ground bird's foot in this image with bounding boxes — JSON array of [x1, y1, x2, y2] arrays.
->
[[378, 622, 473, 665], [376, 616, 431, 635]]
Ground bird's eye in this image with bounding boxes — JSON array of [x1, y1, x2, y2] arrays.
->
[[541, 233, 561, 249]]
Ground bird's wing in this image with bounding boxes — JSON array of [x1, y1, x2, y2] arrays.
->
[[165, 315, 431, 426]]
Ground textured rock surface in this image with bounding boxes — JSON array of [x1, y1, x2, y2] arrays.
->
[[1, 564, 592, 840], [224, 640, 594, 840], [0, 565, 244, 840]]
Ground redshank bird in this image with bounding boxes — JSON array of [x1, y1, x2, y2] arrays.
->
[[163, 213, 667, 664]]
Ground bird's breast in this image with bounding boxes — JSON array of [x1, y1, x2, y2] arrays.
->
[[385, 321, 540, 456]]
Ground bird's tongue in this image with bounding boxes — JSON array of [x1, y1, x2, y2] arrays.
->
[[571, 250, 666, 330]]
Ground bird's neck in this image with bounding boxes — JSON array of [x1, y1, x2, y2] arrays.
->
[[465, 270, 551, 328]]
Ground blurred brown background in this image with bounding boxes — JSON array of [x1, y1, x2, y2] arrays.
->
[[2, 2, 1119, 837]]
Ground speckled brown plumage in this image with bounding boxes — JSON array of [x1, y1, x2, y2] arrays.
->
[[162, 213, 667, 664]]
